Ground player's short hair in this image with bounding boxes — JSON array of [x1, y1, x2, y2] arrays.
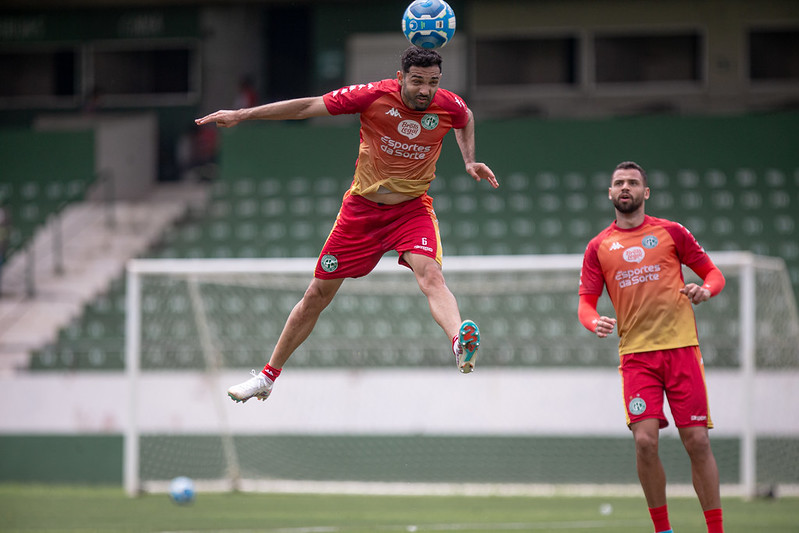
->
[[614, 161, 648, 186], [401, 46, 443, 73]]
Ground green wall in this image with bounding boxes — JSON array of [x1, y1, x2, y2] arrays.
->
[[0, 436, 122, 484]]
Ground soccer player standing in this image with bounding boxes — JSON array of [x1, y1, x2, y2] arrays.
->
[[196, 47, 497, 402], [578, 161, 725, 533]]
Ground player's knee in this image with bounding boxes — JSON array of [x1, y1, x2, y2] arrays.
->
[[302, 283, 337, 310], [634, 432, 660, 459], [681, 429, 712, 457], [415, 263, 446, 293]]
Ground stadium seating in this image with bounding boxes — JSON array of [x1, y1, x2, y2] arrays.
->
[[0, 130, 95, 260], [28, 113, 799, 370]]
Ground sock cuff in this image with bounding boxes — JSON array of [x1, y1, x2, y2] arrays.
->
[[648, 504, 668, 517], [704, 507, 723, 531], [262, 363, 281, 381], [648, 505, 670, 532], [704, 508, 722, 519]]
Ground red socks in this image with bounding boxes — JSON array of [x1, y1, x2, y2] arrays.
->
[[262, 363, 281, 381], [704, 508, 724, 533], [648, 505, 671, 533], [648, 505, 723, 533]]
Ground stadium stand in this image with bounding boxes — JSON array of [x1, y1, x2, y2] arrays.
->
[[2, 183, 207, 373], [0, 130, 95, 260], [26, 112, 799, 370]]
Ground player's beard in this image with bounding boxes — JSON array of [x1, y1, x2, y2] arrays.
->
[[402, 87, 432, 111], [612, 194, 644, 214]]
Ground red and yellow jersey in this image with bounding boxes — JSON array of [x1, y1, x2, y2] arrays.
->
[[323, 79, 469, 197], [579, 215, 713, 355]]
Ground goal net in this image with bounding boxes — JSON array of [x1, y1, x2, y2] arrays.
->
[[124, 252, 799, 498]]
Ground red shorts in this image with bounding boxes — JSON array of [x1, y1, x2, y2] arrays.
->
[[314, 192, 442, 279], [619, 346, 713, 429]]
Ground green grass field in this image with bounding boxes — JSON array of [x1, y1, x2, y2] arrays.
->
[[1, 484, 797, 533]]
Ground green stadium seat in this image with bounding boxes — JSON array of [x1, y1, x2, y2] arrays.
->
[[210, 180, 228, 197], [711, 190, 735, 210], [316, 197, 341, 217], [289, 197, 314, 216], [287, 177, 311, 196], [235, 198, 258, 218], [257, 178, 282, 196], [563, 172, 587, 190], [208, 199, 232, 219], [677, 169, 700, 188], [452, 194, 477, 214], [564, 192, 588, 212], [289, 220, 314, 240], [231, 178, 256, 197]]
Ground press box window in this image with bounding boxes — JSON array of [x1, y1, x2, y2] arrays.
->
[[0, 47, 78, 103], [475, 36, 578, 87], [594, 33, 702, 84], [91, 43, 198, 104], [749, 29, 799, 81]]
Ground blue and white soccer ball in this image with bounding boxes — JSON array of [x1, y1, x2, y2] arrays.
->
[[402, 0, 456, 49], [168, 476, 195, 505]]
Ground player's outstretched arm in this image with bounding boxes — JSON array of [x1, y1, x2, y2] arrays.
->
[[455, 110, 498, 189], [578, 294, 616, 338], [195, 96, 330, 128]]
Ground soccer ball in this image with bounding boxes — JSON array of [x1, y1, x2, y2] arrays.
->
[[402, 0, 456, 49], [168, 476, 195, 505]]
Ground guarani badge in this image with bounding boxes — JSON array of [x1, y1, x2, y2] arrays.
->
[[421, 113, 439, 130], [320, 254, 338, 273], [628, 397, 647, 415], [642, 235, 659, 249]]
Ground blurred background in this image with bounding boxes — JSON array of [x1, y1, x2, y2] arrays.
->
[[0, 0, 797, 495]]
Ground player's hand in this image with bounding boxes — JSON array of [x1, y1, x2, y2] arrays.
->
[[466, 162, 499, 189], [593, 316, 616, 338], [680, 283, 711, 305], [195, 109, 243, 128]]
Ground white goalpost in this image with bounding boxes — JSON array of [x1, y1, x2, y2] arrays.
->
[[124, 252, 799, 498]]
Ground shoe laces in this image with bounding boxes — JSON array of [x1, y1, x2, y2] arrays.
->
[[452, 335, 462, 359], [240, 369, 266, 390]]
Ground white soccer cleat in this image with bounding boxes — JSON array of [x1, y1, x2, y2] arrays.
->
[[455, 319, 480, 374], [227, 369, 274, 403]]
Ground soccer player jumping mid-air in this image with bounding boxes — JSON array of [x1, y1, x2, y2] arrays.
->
[[196, 46, 498, 403], [578, 161, 726, 533]]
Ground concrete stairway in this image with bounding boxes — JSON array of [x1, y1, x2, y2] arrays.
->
[[0, 182, 210, 375]]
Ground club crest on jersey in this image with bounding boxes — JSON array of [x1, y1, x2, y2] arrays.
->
[[398, 119, 421, 139], [421, 113, 439, 130], [320, 254, 338, 273], [623, 246, 645, 264], [642, 235, 659, 249]]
